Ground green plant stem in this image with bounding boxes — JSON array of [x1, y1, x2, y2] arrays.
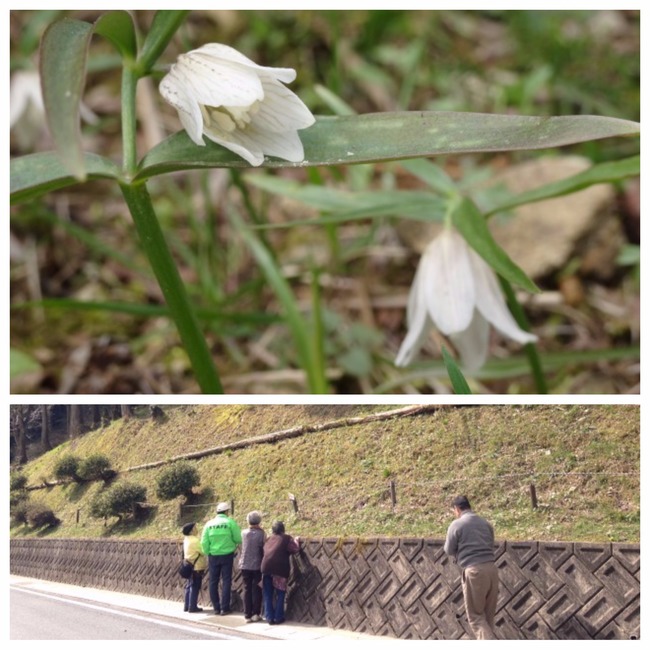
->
[[120, 182, 223, 394], [499, 277, 548, 394], [121, 66, 139, 177]]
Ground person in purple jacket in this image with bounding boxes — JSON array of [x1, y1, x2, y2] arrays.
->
[[444, 495, 499, 640], [260, 521, 301, 625]]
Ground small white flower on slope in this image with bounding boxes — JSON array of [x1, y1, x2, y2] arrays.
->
[[159, 43, 316, 167], [395, 226, 538, 372]]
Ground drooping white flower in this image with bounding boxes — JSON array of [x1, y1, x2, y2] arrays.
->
[[159, 43, 315, 167], [395, 226, 538, 371]]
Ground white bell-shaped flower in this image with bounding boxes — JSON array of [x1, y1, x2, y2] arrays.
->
[[159, 43, 315, 166], [395, 227, 538, 371]]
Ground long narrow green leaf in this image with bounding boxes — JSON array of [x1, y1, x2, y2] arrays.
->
[[451, 197, 539, 293], [39, 17, 95, 180], [246, 175, 446, 223], [441, 346, 473, 394], [137, 10, 189, 74], [229, 210, 326, 393], [136, 112, 639, 179], [10, 152, 120, 204], [486, 154, 640, 216]]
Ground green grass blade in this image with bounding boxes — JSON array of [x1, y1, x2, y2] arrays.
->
[[229, 210, 328, 393], [441, 346, 473, 394], [486, 155, 640, 217]]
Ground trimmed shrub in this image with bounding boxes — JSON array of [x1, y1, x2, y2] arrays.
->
[[78, 454, 114, 481], [156, 461, 200, 501], [10, 497, 30, 525], [10, 472, 28, 492], [25, 501, 59, 528], [90, 482, 147, 520], [54, 455, 81, 482]]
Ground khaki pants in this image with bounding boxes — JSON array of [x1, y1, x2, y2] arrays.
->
[[462, 561, 499, 640]]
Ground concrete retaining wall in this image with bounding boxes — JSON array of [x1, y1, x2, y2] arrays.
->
[[10, 537, 640, 640]]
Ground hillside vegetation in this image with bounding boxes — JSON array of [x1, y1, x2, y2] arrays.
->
[[10, 404, 639, 543]]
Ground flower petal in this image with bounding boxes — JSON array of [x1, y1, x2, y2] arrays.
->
[[159, 71, 205, 145], [395, 273, 432, 367], [175, 52, 264, 108], [202, 127, 264, 166], [468, 249, 538, 345], [425, 229, 475, 336], [250, 80, 316, 133], [450, 310, 490, 372], [198, 43, 297, 84]]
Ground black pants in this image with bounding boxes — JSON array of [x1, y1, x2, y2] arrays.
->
[[241, 569, 262, 618]]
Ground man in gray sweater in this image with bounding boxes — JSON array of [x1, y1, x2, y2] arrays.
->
[[444, 495, 499, 639]]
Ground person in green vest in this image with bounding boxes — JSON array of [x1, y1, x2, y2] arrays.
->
[[201, 501, 242, 615]]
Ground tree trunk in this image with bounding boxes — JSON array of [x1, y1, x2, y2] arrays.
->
[[41, 405, 52, 452], [69, 405, 81, 439], [15, 405, 28, 465], [121, 405, 132, 420]]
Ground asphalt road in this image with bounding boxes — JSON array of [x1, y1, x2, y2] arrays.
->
[[10, 586, 244, 640]]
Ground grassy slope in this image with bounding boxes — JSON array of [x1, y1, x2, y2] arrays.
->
[[11, 404, 639, 543]]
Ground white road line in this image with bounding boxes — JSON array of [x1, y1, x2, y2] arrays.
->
[[10, 586, 238, 639]]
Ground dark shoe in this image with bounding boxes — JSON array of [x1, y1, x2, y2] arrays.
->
[[220, 610, 232, 616], [268, 620, 276, 625], [275, 619, 285, 625], [188, 607, 203, 613]]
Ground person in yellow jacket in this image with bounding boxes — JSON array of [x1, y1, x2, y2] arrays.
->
[[201, 502, 242, 615], [182, 521, 208, 612]]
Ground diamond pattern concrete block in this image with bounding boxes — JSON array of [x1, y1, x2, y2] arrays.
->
[[375, 574, 402, 607], [338, 571, 358, 601], [576, 591, 624, 637], [397, 572, 426, 609], [599, 619, 628, 640], [330, 548, 352, 580], [611, 543, 640, 575], [595, 557, 640, 603], [412, 546, 441, 588], [398, 537, 423, 561], [388, 549, 413, 584], [367, 547, 392, 582], [356, 570, 380, 603], [538, 541, 573, 570], [422, 576, 452, 614], [324, 591, 346, 626], [539, 586, 581, 630], [521, 553, 564, 599], [385, 598, 411, 637], [377, 537, 400, 559], [342, 595, 366, 629], [406, 599, 436, 639], [615, 597, 640, 640], [437, 553, 462, 589], [505, 583, 545, 625], [431, 602, 465, 640], [520, 612, 557, 640], [555, 617, 591, 640], [574, 542, 611, 571], [494, 607, 526, 640], [321, 537, 342, 558], [495, 554, 528, 597], [558, 555, 603, 601], [506, 541, 538, 567], [363, 595, 388, 634]]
